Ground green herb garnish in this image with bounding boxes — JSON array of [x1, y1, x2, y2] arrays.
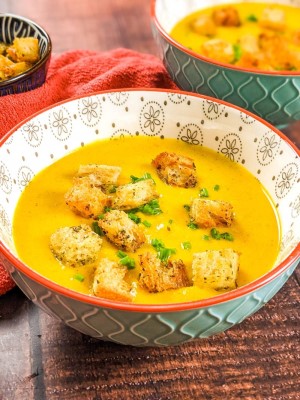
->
[[213, 184, 220, 191], [233, 44, 242, 62], [73, 273, 85, 282], [199, 188, 209, 198], [91, 221, 104, 236], [151, 238, 176, 262], [203, 235, 210, 241], [127, 212, 141, 224], [187, 222, 198, 230], [138, 199, 162, 215], [246, 14, 258, 22], [210, 228, 234, 241], [130, 172, 154, 183], [183, 204, 191, 212], [182, 241, 191, 250], [116, 251, 135, 269], [142, 220, 151, 228]]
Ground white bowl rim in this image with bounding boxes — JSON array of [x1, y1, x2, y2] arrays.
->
[[150, 0, 300, 76], [0, 87, 299, 312]]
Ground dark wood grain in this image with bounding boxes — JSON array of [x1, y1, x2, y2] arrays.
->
[[0, 1, 299, 399]]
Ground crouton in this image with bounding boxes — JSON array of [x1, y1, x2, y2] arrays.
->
[[65, 176, 111, 219], [92, 258, 133, 302], [50, 224, 102, 268], [139, 252, 190, 293], [191, 14, 217, 36], [259, 7, 286, 32], [202, 38, 235, 64], [98, 209, 146, 252], [152, 152, 197, 188], [112, 179, 159, 210], [212, 6, 241, 27], [192, 249, 239, 290], [190, 198, 234, 228], [77, 164, 121, 185], [6, 37, 40, 63]]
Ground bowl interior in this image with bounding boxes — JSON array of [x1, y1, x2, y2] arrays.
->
[[0, 90, 299, 299]]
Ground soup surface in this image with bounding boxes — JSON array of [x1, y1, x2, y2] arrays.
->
[[13, 136, 280, 304], [170, 2, 300, 71]]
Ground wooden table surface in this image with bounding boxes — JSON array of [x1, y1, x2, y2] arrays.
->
[[0, 1, 299, 399]]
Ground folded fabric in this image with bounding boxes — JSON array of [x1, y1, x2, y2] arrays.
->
[[0, 48, 178, 295]]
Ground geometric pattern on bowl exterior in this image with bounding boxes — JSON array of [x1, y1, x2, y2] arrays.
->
[[152, 0, 300, 128], [0, 90, 299, 346], [1, 254, 297, 347], [0, 13, 51, 96]]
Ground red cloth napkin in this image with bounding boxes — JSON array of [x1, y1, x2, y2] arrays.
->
[[0, 48, 177, 295]]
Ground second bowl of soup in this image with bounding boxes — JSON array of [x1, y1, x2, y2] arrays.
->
[[151, 0, 300, 128]]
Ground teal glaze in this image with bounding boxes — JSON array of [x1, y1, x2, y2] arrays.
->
[[3, 257, 298, 346], [152, 15, 300, 128]]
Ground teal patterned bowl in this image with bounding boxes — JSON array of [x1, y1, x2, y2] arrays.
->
[[151, 0, 300, 129], [0, 89, 299, 346]]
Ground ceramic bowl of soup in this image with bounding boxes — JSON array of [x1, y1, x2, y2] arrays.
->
[[0, 13, 52, 96], [151, 0, 300, 129], [0, 89, 299, 346]]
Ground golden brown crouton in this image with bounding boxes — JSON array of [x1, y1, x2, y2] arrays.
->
[[152, 152, 197, 188], [65, 176, 111, 219], [92, 258, 133, 302], [6, 37, 40, 63], [191, 14, 217, 36], [202, 38, 235, 64], [77, 164, 121, 185], [190, 198, 234, 228], [111, 179, 159, 210], [192, 248, 239, 290], [139, 252, 190, 293], [212, 6, 241, 27], [50, 224, 102, 268], [98, 209, 146, 252], [259, 7, 286, 32]]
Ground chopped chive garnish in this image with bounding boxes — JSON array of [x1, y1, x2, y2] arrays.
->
[[211, 228, 221, 240], [117, 250, 127, 258], [168, 219, 173, 225], [210, 228, 234, 241], [138, 199, 162, 215], [246, 14, 258, 22], [187, 222, 198, 230], [116, 251, 135, 269], [91, 221, 104, 236], [182, 241, 191, 250], [233, 43, 242, 62], [151, 238, 176, 262], [203, 235, 210, 241], [213, 184, 220, 191], [127, 212, 141, 224], [199, 188, 209, 198], [108, 185, 117, 193], [103, 206, 112, 213], [183, 204, 191, 212], [142, 220, 151, 228], [130, 172, 154, 183], [73, 273, 84, 282]]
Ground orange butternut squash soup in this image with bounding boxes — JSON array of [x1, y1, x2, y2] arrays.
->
[[13, 136, 280, 304], [170, 2, 300, 71]]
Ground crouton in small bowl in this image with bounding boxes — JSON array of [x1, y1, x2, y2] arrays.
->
[[0, 89, 299, 346], [0, 13, 51, 96], [151, 0, 300, 129]]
